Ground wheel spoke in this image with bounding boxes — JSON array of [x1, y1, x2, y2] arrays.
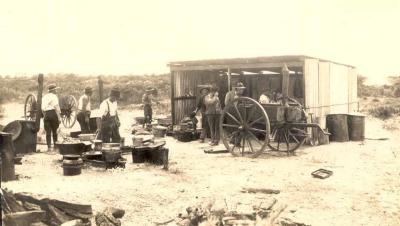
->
[[245, 136, 255, 153], [233, 103, 244, 123], [222, 123, 240, 129], [247, 131, 262, 146], [246, 105, 256, 124], [248, 127, 267, 134], [248, 116, 264, 127], [288, 131, 300, 143], [225, 112, 241, 125]]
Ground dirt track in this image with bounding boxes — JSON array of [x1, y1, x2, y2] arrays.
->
[[1, 103, 400, 226]]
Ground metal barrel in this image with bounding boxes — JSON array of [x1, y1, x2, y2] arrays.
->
[[347, 115, 365, 141], [326, 114, 349, 142], [0, 132, 16, 181], [3, 120, 37, 154]]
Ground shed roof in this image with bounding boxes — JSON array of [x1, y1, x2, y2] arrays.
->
[[168, 55, 355, 71]]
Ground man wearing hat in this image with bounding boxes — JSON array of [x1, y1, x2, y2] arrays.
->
[[77, 86, 93, 133], [225, 82, 246, 106], [142, 88, 156, 128], [99, 87, 121, 143], [192, 85, 211, 142], [41, 84, 61, 150]]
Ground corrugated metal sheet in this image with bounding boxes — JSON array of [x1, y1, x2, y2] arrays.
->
[[172, 70, 220, 123], [318, 61, 330, 128], [329, 63, 349, 114], [304, 59, 319, 117], [348, 68, 358, 113]]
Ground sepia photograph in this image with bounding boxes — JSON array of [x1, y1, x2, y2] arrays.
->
[[1, 0, 399, 225]]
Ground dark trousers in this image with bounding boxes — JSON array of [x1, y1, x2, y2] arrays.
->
[[207, 114, 220, 143], [200, 112, 209, 140], [101, 116, 121, 143], [43, 110, 59, 148], [77, 111, 90, 133], [144, 105, 152, 125]]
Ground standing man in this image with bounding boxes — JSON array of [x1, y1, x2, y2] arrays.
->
[[204, 86, 222, 146], [192, 85, 210, 143], [77, 86, 92, 133], [99, 87, 121, 143], [224, 82, 246, 146], [41, 84, 61, 151], [224, 82, 246, 106], [142, 88, 155, 128]]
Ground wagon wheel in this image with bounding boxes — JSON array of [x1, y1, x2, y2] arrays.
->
[[220, 97, 270, 158], [61, 95, 77, 128], [24, 94, 38, 121], [267, 124, 307, 155]]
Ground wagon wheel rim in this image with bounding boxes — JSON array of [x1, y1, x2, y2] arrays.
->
[[61, 95, 77, 128], [24, 94, 37, 121], [220, 97, 270, 158], [267, 125, 306, 154]]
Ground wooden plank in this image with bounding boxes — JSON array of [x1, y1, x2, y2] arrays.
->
[[170, 72, 175, 125], [170, 61, 304, 72]]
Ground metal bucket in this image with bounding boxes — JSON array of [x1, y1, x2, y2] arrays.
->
[[57, 142, 85, 155], [153, 126, 167, 138], [62, 156, 83, 176], [131, 148, 148, 163], [348, 115, 365, 141], [326, 114, 349, 142], [102, 147, 122, 163]]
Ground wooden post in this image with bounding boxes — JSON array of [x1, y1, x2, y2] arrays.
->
[[170, 72, 175, 125], [98, 76, 104, 104], [281, 64, 290, 98], [35, 74, 44, 132]]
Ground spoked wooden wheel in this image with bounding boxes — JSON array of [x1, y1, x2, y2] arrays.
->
[[60, 95, 77, 128], [220, 97, 270, 158], [267, 124, 307, 154], [24, 94, 38, 121]]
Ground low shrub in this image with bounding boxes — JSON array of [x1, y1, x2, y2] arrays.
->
[[368, 106, 400, 120]]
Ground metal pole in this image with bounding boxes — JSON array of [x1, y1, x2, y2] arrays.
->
[[227, 67, 231, 91], [98, 76, 104, 104]]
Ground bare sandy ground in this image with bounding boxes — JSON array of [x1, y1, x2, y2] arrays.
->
[[1, 103, 400, 226]]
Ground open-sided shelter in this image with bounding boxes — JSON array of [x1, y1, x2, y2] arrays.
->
[[168, 55, 357, 128]]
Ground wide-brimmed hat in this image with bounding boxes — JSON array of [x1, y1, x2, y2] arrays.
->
[[48, 84, 60, 92], [145, 88, 157, 95], [110, 87, 120, 98], [234, 82, 246, 90], [84, 86, 93, 93], [198, 85, 211, 92]]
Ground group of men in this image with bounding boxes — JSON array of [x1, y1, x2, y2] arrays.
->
[[41, 84, 125, 151], [192, 82, 246, 146]]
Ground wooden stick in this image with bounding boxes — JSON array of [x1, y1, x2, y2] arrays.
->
[[264, 203, 287, 226]]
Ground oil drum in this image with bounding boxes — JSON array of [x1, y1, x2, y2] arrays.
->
[[347, 114, 365, 141], [326, 114, 349, 142], [0, 132, 16, 181], [3, 120, 37, 154]]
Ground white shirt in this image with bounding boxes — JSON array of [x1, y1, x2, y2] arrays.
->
[[78, 94, 91, 111], [99, 98, 118, 117], [259, 94, 270, 104], [41, 93, 59, 111]]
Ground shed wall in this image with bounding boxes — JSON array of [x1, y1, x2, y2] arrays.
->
[[318, 61, 331, 128], [304, 59, 320, 118], [329, 63, 349, 114]]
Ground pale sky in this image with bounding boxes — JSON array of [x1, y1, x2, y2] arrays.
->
[[1, 0, 399, 84]]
